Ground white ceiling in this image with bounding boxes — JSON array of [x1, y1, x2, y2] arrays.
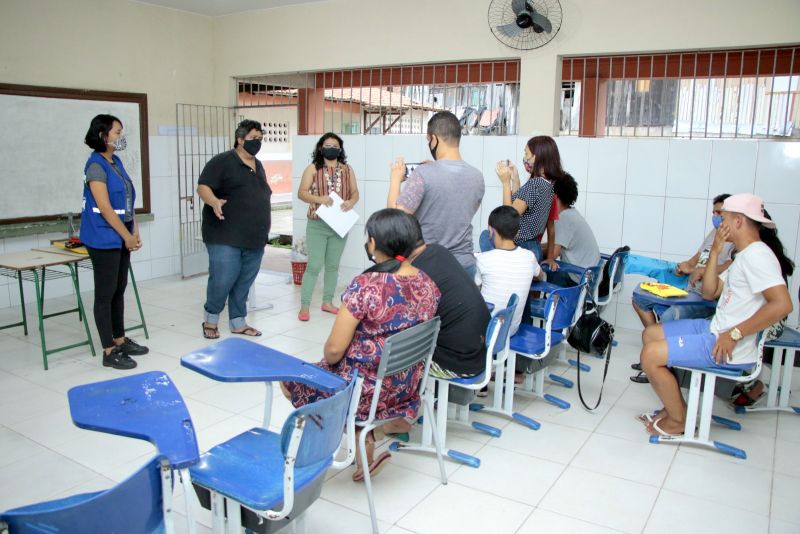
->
[[132, 0, 329, 17]]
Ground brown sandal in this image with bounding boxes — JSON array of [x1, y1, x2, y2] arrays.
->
[[202, 323, 220, 339], [231, 326, 262, 337]]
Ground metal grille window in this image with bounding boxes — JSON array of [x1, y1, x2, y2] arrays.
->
[[236, 60, 520, 135], [561, 46, 800, 139]]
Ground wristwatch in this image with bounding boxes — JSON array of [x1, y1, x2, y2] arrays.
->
[[729, 327, 743, 341]]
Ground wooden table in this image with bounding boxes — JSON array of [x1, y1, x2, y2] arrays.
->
[[34, 245, 149, 340], [0, 250, 95, 369]]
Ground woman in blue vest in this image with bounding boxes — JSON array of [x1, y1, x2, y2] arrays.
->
[[81, 114, 149, 370]]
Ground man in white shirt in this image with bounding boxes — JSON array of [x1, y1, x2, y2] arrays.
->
[[638, 194, 792, 437], [476, 205, 545, 336]]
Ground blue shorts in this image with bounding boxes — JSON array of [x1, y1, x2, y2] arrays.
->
[[663, 319, 752, 370]]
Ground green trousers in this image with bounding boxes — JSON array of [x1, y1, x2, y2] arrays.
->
[[300, 218, 347, 307]]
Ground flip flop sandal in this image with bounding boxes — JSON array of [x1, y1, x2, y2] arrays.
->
[[202, 323, 220, 339], [232, 326, 262, 337], [732, 390, 766, 407], [353, 451, 392, 482], [635, 410, 662, 424], [631, 363, 642, 371], [649, 418, 684, 438], [372, 427, 410, 443], [630, 370, 650, 383]]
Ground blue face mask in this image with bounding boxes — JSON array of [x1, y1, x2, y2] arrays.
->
[[712, 215, 723, 229]]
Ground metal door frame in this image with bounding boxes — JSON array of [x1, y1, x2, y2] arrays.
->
[[176, 104, 235, 279]]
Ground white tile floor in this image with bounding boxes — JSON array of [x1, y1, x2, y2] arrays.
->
[[0, 272, 798, 534]]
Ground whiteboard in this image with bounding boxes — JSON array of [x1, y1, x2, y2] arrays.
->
[[0, 85, 149, 223]]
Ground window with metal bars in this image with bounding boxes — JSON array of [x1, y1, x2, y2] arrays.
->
[[560, 46, 800, 139], [235, 60, 521, 136]]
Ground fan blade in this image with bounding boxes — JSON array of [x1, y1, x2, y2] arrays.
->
[[511, 0, 528, 15], [531, 11, 553, 33], [496, 22, 526, 38]]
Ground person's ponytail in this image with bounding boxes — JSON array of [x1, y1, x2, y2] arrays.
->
[[361, 210, 419, 275], [760, 210, 795, 282]]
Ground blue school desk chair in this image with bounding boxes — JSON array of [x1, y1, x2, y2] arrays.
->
[[189, 373, 363, 534], [1, 455, 173, 534], [392, 294, 518, 468]]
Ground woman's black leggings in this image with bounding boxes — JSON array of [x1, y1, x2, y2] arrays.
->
[[86, 247, 130, 349]]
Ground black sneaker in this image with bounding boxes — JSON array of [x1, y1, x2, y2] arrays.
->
[[118, 337, 149, 356], [103, 347, 137, 370], [476, 385, 489, 397]]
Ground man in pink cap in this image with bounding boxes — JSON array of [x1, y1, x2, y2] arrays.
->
[[637, 193, 793, 437]]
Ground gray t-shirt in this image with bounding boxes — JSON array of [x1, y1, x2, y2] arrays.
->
[[86, 161, 134, 222], [554, 208, 601, 282], [396, 160, 484, 268], [697, 229, 735, 266]]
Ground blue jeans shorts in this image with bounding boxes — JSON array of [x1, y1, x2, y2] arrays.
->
[[663, 319, 752, 370], [632, 292, 715, 322]]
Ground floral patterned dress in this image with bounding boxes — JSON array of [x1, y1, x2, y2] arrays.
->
[[285, 270, 440, 421]]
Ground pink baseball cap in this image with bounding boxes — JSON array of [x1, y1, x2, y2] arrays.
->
[[722, 193, 776, 229]]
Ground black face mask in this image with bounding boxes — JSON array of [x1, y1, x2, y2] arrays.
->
[[364, 242, 375, 263], [243, 139, 262, 156], [321, 147, 340, 161], [428, 136, 439, 161]]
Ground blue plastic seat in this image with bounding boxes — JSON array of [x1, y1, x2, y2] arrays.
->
[[189, 373, 362, 533], [530, 261, 600, 319], [190, 429, 332, 512], [1, 456, 170, 534], [510, 284, 585, 409], [529, 270, 596, 383], [509, 325, 566, 354], [394, 296, 518, 469], [737, 326, 800, 416]]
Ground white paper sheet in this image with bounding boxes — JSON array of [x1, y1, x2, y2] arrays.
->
[[315, 191, 359, 238]]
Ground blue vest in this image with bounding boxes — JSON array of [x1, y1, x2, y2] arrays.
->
[[80, 152, 135, 249]]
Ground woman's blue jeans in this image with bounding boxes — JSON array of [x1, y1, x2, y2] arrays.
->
[[204, 243, 264, 330]]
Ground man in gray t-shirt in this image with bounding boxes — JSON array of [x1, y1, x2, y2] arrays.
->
[[544, 174, 600, 286], [555, 208, 601, 282], [388, 112, 484, 275]]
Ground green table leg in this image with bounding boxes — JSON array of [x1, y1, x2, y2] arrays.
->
[[69, 263, 96, 357], [39, 267, 46, 317], [32, 269, 48, 370], [17, 271, 27, 336], [74, 263, 82, 322], [128, 264, 149, 339]]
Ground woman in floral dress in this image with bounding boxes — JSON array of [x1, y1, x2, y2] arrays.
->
[[283, 209, 440, 481]]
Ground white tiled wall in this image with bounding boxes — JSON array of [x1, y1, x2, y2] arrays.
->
[[0, 135, 182, 308], [291, 135, 800, 327], [3, 133, 800, 326]]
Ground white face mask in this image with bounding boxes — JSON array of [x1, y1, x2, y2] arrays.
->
[[109, 134, 127, 151]]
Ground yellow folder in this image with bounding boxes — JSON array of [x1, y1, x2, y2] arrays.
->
[[639, 282, 688, 298]]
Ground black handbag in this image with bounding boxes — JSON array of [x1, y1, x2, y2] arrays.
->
[[567, 300, 614, 410]]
